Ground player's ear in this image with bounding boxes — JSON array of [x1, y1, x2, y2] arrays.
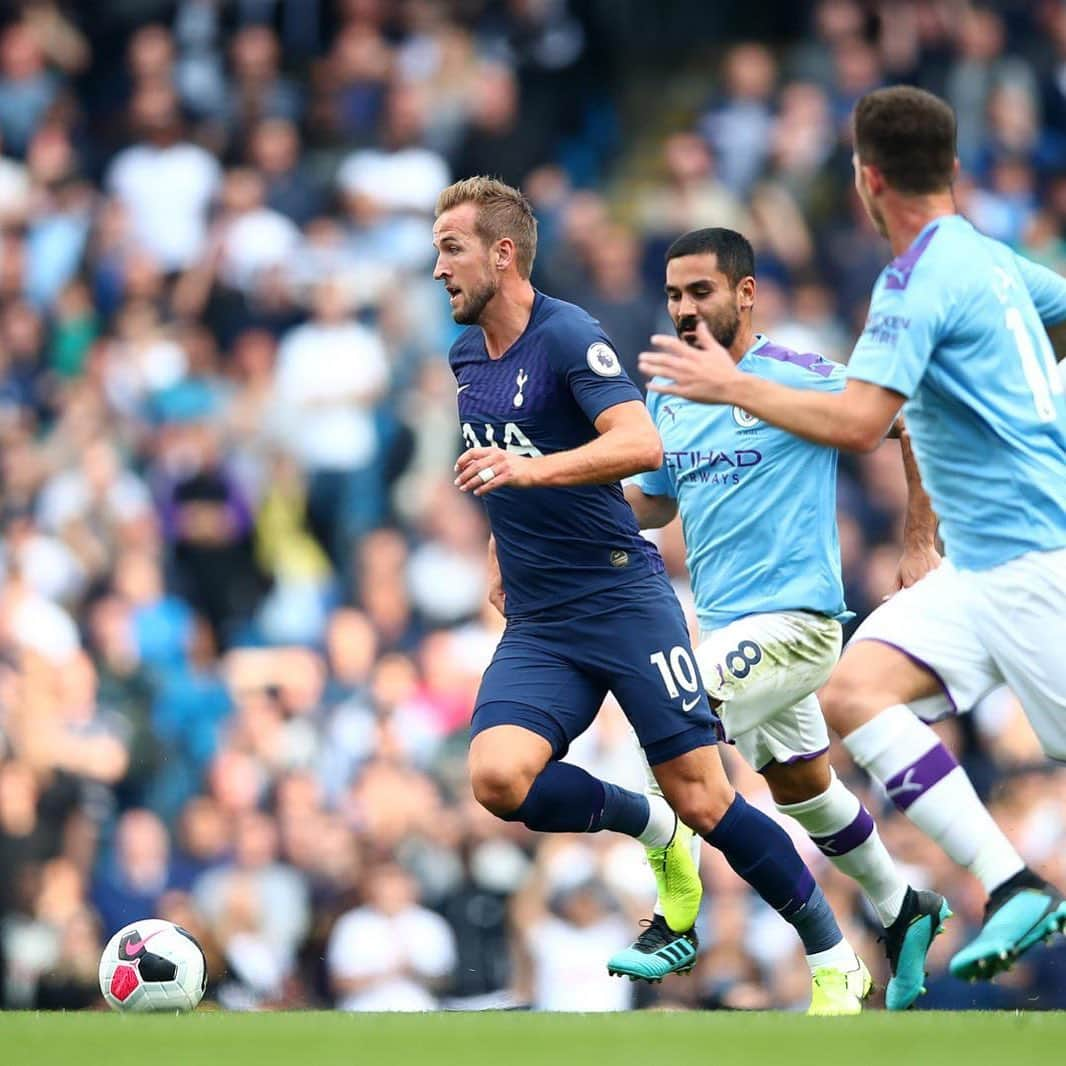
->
[[494, 237, 515, 272], [861, 162, 885, 196], [737, 275, 756, 312]]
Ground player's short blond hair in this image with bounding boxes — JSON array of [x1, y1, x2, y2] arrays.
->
[[435, 176, 538, 278]]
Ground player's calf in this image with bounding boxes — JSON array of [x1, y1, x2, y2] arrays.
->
[[650, 745, 737, 835]]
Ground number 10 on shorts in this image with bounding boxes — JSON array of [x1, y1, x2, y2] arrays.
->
[[650, 646, 701, 700]]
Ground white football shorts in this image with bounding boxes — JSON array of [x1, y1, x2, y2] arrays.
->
[[693, 610, 842, 771], [849, 548, 1066, 761]]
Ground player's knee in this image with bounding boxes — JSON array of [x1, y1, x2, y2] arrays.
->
[[820, 667, 879, 738], [762, 756, 832, 806], [668, 780, 736, 835], [470, 762, 536, 819]]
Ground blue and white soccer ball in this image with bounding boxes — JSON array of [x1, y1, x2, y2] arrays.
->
[[99, 918, 207, 1012]]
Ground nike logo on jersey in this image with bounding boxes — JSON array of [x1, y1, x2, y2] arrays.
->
[[681, 695, 701, 712], [456, 384, 471, 394]]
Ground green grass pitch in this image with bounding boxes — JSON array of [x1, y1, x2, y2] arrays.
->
[[3, 1011, 1064, 1066]]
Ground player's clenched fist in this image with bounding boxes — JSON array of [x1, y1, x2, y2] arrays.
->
[[454, 446, 536, 496]]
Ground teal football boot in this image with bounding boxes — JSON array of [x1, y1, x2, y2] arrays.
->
[[883, 887, 953, 1010], [607, 914, 699, 983], [950, 871, 1066, 981]]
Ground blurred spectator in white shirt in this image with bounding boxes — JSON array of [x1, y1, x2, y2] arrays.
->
[[106, 83, 221, 272], [327, 862, 456, 1011], [273, 278, 389, 564], [215, 167, 301, 297]]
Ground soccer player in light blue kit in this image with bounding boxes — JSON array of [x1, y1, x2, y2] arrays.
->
[[638, 86, 1066, 982], [607, 227, 948, 1011]]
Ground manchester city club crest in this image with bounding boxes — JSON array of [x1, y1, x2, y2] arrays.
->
[[732, 406, 760, 428]]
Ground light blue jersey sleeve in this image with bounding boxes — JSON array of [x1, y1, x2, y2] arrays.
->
[[804, 359, 847, 394], [633, 385, 677, 498], [846, 271, 948, 398], [1013, 254, 1066, 326]]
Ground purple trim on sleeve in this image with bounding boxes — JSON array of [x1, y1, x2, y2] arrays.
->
[[754, 342, 836, 378], [810, 807, 876, 857], [883, 743, 958, 812], [883, 224, 939, 291], [850, 638, 958, 714]]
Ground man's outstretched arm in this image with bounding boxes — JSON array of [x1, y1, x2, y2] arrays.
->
[[638, 320, 904, 453]]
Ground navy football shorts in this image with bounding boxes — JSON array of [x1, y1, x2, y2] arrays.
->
[[471, 572, 720, 765]]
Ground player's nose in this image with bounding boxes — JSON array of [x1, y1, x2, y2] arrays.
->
[[678, 294, 699, 318], [433, 255, 449, 280]]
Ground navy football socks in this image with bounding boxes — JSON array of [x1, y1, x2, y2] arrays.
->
[[706, 792, 842, 954], [506, 760, 651, 837]]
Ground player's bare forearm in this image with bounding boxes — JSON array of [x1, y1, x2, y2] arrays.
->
[[623, 483, 678, 529], [638, 322, 903, 451], [529, 423, 662, 488], [720, 375, 902, 453], [894, 426, 942, 589], [900, 429, 937, 547], [454, 400, 662, 495]]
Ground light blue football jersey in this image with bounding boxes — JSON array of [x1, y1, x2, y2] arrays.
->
[[847, 214, 1066, 572], [636, 335, 849, 631]]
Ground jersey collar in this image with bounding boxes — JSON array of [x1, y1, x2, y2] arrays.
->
[[474, 289, 544, 362], [738, 334, 770, 368]]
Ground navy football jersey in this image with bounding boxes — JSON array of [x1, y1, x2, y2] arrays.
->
[[451, 291, 663, 615]]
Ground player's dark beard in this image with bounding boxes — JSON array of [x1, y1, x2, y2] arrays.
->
[[454, 278, 498, 325], [677, 304, 740, 349]]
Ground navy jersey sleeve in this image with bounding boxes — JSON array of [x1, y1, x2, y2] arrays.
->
[[544, 314, 642, 423]]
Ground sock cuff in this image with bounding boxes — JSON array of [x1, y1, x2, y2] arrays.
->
[[705, 789, 745, 844], [777, 771, 876, 846], [843, 703, 936, 770], [775, 769, 846, 818]]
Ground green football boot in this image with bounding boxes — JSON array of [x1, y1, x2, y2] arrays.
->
[[807, 957, 873, 1016], [607, 820, 702, 983], [647, 819, 702, 934]]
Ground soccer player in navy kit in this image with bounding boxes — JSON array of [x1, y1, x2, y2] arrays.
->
[[435, 176, 863, 1012]]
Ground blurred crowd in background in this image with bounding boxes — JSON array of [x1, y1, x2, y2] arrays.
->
[[0, 0, 1065, 1014]]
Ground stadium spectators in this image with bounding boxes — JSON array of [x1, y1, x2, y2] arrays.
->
[[0, 0, 1064, 1015]]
